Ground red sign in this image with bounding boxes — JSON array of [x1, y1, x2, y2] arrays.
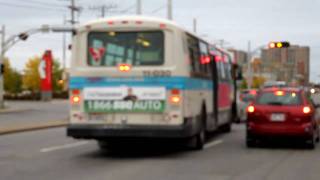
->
[[39, 50, 53, 92]]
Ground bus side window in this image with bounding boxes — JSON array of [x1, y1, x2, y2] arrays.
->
[[219, 61, 226, 81], [199, 41, 210, 75], [187, 35, 201, 74]]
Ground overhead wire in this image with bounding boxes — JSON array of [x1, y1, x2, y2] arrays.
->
[[0, 2, 66, 12], [11, 0, 67, 8]]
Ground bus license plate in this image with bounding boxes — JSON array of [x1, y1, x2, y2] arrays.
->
[[89, 114, 105, 121], [270, 113, 285, 122]]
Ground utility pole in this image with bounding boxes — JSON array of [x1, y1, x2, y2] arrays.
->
[[68, 0, 80, 25], [193, 18, 197, 33], [136, 0, 142, 15], [167, 0, 172, 20], [247, 40, 252, 89], [62, 15, 67, 69], [0, 25, 5, 108]]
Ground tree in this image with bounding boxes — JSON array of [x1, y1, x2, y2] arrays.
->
[[240, 79, 248, 89], [22, 56, 41, 92], [22, 56, 64, 93], [52, 60, 64, 92], [252, 76, 266, 89], [3, 58, 22, 94]]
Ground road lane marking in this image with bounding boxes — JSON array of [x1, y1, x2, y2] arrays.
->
[[204, 139, 223, 149], [40, 141, 89, 153]]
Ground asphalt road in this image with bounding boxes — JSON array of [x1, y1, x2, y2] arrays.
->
[[1, 124, 320, 180], [0, 100, 68, 128]]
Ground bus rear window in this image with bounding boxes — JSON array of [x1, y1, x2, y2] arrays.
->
[[87, 31, 164, 66]]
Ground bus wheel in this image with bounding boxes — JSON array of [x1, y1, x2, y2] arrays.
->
[[189, 113, 206, 150], [189, 129, 205, 150], [221, 122, 231, 133], [98, 140, 109, 150]]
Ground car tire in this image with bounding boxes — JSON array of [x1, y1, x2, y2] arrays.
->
[[306, 134, 316, 149], [246, 131, 257, 148]]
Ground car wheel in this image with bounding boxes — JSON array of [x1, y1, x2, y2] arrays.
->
[[246, 131, 257, 148], [306, 134, 316, 149], [316, 128, 320, 143]]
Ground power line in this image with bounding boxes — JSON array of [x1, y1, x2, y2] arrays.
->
[[11, 0, 66, 8], [89, 3, 117, 18], [150, 4, 166, 14], [119, 4, 136, 13], [0, 2, 66, 12]]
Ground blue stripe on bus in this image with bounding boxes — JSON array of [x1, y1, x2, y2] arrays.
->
[[69, 76, 213, 90]]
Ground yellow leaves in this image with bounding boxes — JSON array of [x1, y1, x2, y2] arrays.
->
[[22, 56, 41, 92]]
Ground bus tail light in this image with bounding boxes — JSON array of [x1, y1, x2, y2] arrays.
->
[[118, 64, 131, 72], [170, 89, 181, 105], [170, 96, 181, 104], [71, 95, 81, 104], [70, 89, 81, 105]]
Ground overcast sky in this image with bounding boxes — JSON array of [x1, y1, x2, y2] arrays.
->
[[1, 0, 320, 82]]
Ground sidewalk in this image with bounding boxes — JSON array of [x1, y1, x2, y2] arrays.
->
[[0, 100, 69, 135]]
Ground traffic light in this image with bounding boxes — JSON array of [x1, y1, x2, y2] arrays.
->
[[0, 63, 4, 75], [18, 33, 28, 41], [268, 42, 290, 49]]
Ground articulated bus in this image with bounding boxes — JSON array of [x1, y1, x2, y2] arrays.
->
[[67, 16, 240, 150]]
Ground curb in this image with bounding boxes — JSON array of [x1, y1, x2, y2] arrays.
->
[[0, 121, 69, 135], [0, 108, 32, 114]]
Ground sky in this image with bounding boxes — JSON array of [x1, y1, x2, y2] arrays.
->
[[0, 0, 320, 82]]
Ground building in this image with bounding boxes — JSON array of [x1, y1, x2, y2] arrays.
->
[[260, 45, 310, 85], [228, 49, 248, 76]]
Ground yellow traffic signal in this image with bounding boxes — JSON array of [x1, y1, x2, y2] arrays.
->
[[276, 42, 283, 48]]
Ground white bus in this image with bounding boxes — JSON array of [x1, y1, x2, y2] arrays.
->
[[67, 16, 239, 150]]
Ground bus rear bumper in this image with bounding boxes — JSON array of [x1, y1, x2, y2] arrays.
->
[[67, 118, 201, 139]]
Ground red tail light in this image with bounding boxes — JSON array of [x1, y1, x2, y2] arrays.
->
[[303, 106, 311, 114], [247, 105, 255, 113], [170, 89, 181, 104], [72, 89, 80, 95]]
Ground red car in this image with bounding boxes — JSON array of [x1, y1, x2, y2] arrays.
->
[[246, 87, 320, 149]]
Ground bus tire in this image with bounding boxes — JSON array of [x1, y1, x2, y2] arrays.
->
[[189, 128, 205, 150], [190, 108, 206, 150], [221, 110, 232, 133], [221, 122, 231, 133], [98, 140, 108, 150]]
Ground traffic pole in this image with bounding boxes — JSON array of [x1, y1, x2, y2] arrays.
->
[[0, 25, 5, 108]]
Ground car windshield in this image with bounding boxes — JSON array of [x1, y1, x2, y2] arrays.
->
[[241, 93, 256, 102], [256, 91, 302, 105]]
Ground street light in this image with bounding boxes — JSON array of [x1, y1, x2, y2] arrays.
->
[[0, 24, 75, 108]]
